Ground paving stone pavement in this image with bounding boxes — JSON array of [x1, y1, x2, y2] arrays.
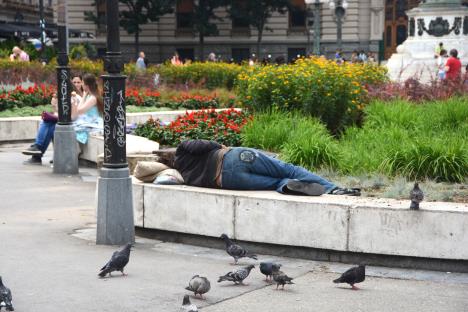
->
[[1, 143, 467, 312]]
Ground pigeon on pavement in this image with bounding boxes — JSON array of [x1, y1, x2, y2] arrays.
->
[[185, 275, 211, 299], [410, 182, 424, 210], [98, 243, 132, 278], [0, 276, 14, 311], [217, 265, 255, 285], [271, 264, 294, 290], [180, 295, 198, 312], [333, 265, 366, 290], [220, 234, 257, 264], [260, 262, 281, 282]]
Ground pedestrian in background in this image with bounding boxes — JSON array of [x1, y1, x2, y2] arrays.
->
[[136, 51, 146, 71], [9, 46, 29, 62], [444, 49, 462, 81]]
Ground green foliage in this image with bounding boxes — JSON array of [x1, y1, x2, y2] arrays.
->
[[241, 99, 468, 182], [236, 57, 388, 134], [241, 110, 295, 152], [70, 45, 88, 60]]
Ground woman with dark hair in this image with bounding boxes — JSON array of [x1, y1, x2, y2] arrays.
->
[[72, 73, 104, 145], [444, 49, 462, 81], [22, 74, 88, 165]]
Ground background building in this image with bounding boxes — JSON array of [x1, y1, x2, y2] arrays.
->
[[2, 0, 467, 62]]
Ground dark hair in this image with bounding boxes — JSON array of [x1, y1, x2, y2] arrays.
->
[[82, 73, 103, 114], [439, 42, 443, 46], [71, 74, 84, 94], [157, 151, 176, 168], [450, 49, 458, 58]]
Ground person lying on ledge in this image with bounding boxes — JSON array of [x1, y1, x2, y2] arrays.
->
[[160, 139, 360, 196]]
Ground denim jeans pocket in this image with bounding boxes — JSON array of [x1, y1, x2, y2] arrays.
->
[[238, 149, 257, 163]]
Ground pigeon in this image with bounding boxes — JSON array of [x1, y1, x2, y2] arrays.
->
[[98, 243, 132, 278], [185, 275, 211, 299], [220, 234, 257, 264], [180, 295, 198, 312], [410, 182, 424, 210], [217, 265, 255, 285], [271, 264, 294, 290], [333, 265, 366, 290], [0, 277, 14, 311], [260, 262, 281, 282]]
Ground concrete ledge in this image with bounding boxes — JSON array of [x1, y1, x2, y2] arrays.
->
[[133, 183, 468, 262], [0, 116, 40, 142], [80, 134, 160, 165]]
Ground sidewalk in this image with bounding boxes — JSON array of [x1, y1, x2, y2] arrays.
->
[[1, 143, 468, 312]]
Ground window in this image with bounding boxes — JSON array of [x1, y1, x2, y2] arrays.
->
[[232, 48, 250, 63], [232, 0, 249, 28], [177, 0, 194, 29], [288, 48, 306, 62], [177, 48, 194, 62], [289, 0, 306, 29]]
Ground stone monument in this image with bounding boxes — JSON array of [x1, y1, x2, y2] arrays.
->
[[387, 0, 468, 82]]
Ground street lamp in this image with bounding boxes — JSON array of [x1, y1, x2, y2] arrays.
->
[[96, 0, 135, 245], [329, 0, 349, 50], [39, 0, 46, 64], [53, 0, 79, 175], [305, 0, 328, 56]]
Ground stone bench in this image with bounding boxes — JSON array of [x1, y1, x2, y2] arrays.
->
[[132, 182, 468, 263], [81, 134, 160, 173]]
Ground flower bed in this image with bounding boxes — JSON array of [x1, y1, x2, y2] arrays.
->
[[135, 108, 251, 146], [0, 84, 55, 111], [0, 58, 243, 90], [236, 57, 388, 133]]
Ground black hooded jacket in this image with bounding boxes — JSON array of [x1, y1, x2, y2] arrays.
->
[[174, 140, 223, 188]]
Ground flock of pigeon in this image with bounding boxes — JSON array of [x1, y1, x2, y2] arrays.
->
[[87, 233, 365, 312], [0, 184, 423, 311]]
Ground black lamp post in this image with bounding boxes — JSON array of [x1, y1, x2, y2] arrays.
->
[[96, 0, 134, 245], [53, 0, 79, 175], [329, 0, 348, 51]]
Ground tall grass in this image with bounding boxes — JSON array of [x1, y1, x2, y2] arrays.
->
[[241, 98, 468, 182]]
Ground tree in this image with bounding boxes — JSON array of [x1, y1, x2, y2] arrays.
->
[[85, 0, 175, 57], [189, 0, 227, 60], [228, 0, 289, 59]]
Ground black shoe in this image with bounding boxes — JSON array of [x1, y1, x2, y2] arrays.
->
[[22, 144, 42, 156], [285, 180, 326, 196], [23, 156, 42, 165], [330, 187, 361, 196]]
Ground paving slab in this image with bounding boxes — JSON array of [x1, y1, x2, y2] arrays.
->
[[1, 143, 468, 312]]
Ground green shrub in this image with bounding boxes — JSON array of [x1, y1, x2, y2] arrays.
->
[[280, 117, 342, 171], [236, 57, 388, 134], [241, 110, 295, 152]]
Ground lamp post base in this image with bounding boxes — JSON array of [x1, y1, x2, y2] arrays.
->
[[96, 167, 135, 245], [53, 124, 78, 174]]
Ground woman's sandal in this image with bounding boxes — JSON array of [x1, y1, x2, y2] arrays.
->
[[330, 187, 361, 196]]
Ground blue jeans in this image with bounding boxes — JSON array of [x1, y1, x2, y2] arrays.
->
[[35, 121, 56, 155], [221, 147, 336, 194]]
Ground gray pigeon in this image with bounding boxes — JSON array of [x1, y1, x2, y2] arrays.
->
[[333, 265, 366, 290], [0, 277, 14, 311], [180, 295, 198, 312], [410, 182, 424, 210], [185, 275, 211, 299], [271, 264, 294, 290], [220, 234, 257, 264], [98, 243, 132, 278], [260, 262, 281, 282], [217, 265, 255, 285]]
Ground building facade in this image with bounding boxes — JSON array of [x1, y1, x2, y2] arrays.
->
[[4, 0, 467, 62]]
